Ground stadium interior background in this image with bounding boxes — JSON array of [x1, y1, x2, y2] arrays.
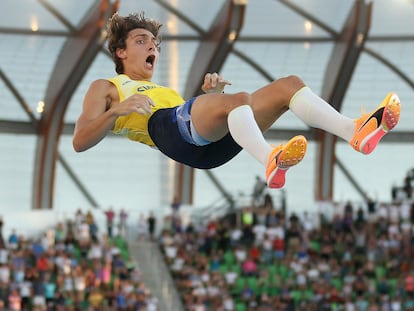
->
[[0, 0, 413, 235]]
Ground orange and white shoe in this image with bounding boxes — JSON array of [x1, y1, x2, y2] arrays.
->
[[265, 135, 307, 189], [350, 92, 400, 154]]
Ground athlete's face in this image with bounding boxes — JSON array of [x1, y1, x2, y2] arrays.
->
[[118, 28, 160, 81]]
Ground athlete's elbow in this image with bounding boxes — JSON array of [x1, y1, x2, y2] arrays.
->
[[72, 137, 88, 153], [73, 133, 105, 152], [72, 140, 85, 153]]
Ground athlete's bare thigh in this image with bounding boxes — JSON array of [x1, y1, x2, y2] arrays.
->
[[190, 92, 251, 142]]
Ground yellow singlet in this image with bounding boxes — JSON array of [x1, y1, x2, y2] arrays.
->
[[108, 74, 185, 147]]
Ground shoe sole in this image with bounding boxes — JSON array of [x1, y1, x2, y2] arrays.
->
[[360, 93, 400, 154], [267, 136, 307, 188]]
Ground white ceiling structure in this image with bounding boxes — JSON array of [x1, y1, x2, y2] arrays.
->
[[0, 0, 413, 229]]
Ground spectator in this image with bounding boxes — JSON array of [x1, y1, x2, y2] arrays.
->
[[77, 219, 91, 257], [240, 283, 255, 305], [241, 208, 254, 228], [137, 213, 148, 241], [147, 212, 156, 241], [252, 221, 267, 246], [36, 252, 49, 279], [391, 294, 403, 311], [103, 207, 116, 238], [19, 276, 32, 311], [261, 233, 273, 264], [7, 289, 21, 311], [405, 272, 414, 298], [234, 246, 247, 263], [273, 233, 285, 261], [119, 208, 129, 238], [222, 293, 234, 311], [216, 222, 230, 252], [256, 207, 268, 226], [44, 273, 56, 307], [85, 211, 99, 242], [0, 248, 8, 267], [32, 269, 46, 309], [229, 224, 242, 248], [0, 263, 10, 285], [266, 222, 285, 243], [263, 193, 274, 210], [171, 196, 181, 215], [224, 268, 238, 287], [266, 208, 279, 227], [0, 217, 4, 249], [88, 287, 104, 310], [302, 211, 314, 233], [251, 175, 266, 207], [54, 223, 65, 246], [8, 229, 18, 250], [241, 223, 255, 247], [241, 255, 258, 277]]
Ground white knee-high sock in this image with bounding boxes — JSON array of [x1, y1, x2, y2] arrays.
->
[[227, 105, 272, 165], [289, 86, 355, 142]]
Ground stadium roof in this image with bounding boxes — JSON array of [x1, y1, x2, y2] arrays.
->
[[1, 0, 413, 219]]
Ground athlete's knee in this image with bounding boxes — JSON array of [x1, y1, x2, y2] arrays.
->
[[231, 91, 252, 107], [278, 75, 306, 89], [271, 75, 306, 101]]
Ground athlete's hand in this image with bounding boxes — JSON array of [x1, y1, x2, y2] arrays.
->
[[201, 72, 231, 94], [116, 94, 155, 116]]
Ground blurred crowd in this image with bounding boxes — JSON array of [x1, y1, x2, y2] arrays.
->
[[1, 168, 414, 311], [159, 197, 414, 311], [0, 208, 157, 311]]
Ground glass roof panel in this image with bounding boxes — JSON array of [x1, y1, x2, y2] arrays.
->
[[0, 34, 65, 121], [2, 0, 75, 31], [48, 0, 96, 28], [290, 0, 354, 33], [241, 0, 338, 37], [366, 41, 414, 82], [370, 0, 414, 36], [0, 77, 28, 121], [59, 135, 170, 209], [0, 134, 35, 206], [117, 0, 220, 36]]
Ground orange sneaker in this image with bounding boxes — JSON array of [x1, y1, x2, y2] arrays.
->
[[265, 135, 307, 189], [350, 92, 400, 154]]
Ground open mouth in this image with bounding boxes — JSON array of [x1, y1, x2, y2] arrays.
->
[[146, 55, 155, 68]]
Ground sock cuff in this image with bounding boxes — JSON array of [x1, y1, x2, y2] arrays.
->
[[289, 86, 311, 109], [229, 104, 252, 114], [228, 104, 253, 121]]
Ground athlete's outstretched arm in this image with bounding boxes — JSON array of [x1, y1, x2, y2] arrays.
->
[[73, 79, 154, 152], [73, 79, 118, 152]]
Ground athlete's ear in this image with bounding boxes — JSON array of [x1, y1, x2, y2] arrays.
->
[[116, 48, 126, 59]]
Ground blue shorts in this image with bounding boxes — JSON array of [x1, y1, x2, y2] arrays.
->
[[148, 98, 242, 169], [175, 97, 211, 146]]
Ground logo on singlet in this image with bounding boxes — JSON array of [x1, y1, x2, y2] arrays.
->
[[137, 85, 157, 92]]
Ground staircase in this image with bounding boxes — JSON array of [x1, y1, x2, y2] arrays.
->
[[128, 239, 185, 311]]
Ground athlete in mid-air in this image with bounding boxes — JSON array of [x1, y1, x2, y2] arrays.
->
[[73, 12, 401, 188]]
